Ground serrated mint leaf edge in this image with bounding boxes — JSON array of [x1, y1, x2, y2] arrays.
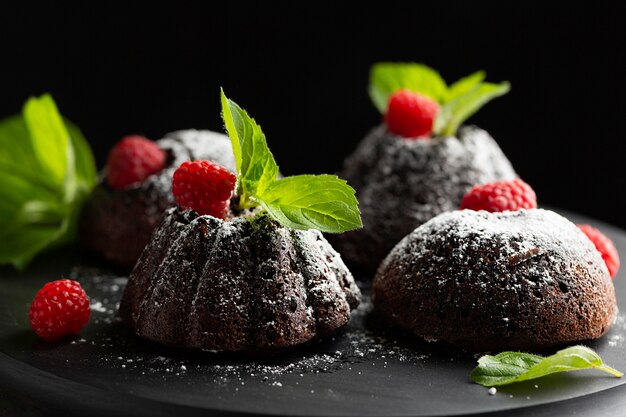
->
[[220, 90, 279, 206], [257, 174, 362, 233]]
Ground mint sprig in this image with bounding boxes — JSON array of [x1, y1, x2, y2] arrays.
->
[[220, 90, 362, 233], [0, 94, 96, 269], [220, 91, 279, 208], [369, 63, 448, 111], [470, 345, 623, 387], [369, 62, 510, 137]]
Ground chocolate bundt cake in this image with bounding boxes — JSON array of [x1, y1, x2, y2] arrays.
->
[[119, 208, 361, 353], [334, 125, 517, 271], [80, 130, 236, 267], [372, 209, 617, 352]]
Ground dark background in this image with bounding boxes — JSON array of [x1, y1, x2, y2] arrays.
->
[[1, 3, 624, 227]]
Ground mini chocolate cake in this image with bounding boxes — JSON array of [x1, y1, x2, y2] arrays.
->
[[372, 209, 618, 352], [119, 207, 361, 353], [80, 130, 236, 268], [334, 125, 517, 271]]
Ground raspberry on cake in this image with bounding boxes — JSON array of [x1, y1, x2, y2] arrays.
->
[[29, 279, 91, 341], [119, 91, 361, 354], [80, 130, 237, 268], [334, 62, 515, 272], [385, 89, 440, 138], [106, 135, 166, 190], [172, 160, 237, 219], [460, 179, 537, 212]]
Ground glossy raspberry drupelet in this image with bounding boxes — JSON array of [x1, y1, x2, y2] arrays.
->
[[578, 224, 620, 279], [460, 179, 537, 212], [106, 135, 166, 190], [172, 160, 237, 219], [29, 279, 91, 342], [384, 89, 440, 139]]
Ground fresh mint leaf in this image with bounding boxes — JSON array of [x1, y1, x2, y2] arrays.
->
[[0, 94, 96, 269], [0, 116, 56, 189], [23, 94, 71, 189], [66, 120, 97, 189], [446, 71, 486, 101], [220, 92, 361, 233], [0, 223, 67, 270], [369, 62, 510, 136], [369, 62, 448, 113], [470, 345, 623, 387], [0, 168, 68, 269], [435, 81, 510, 137], [258, 175, 362, 233], [220, 89, 278, 206], [220, 90, 243, 173]]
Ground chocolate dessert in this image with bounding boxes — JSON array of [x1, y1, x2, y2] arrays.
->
[[120, 208, 360, 353], [332, 63, 516, 272], [119, 92, 362, 353], [372, 209, 618, 352], [335, 125, 517, 271], [80, 130, 236, 268]]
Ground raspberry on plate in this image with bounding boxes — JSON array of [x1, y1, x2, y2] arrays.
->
[[384, 89, 440, 138], [29, 279, 91, 341], [172, 160, 237, 219], [461, 179, 537, 212], [578, 224, 620, 279], [106, 135, 166, 190]]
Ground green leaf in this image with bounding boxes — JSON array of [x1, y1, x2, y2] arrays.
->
[[22, 94, 70, 189], [0, 167, 68, 269], [368, 62, 510, 136], [369, 62, 448, 113], [257, 175, 362, 233], [220, 90, 243, 174], [435, 81, 510, 137], [446, 71, 485, 101], [0, 94, 96, 269], [66, 119, 97, 188], [219, 91, 362, 233], [220, 90, 278, 204], [0, 116, 58, 191], [0, 223, 67, 270], [470, 346, 623, 387]]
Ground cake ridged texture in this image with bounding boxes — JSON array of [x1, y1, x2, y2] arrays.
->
[[334, 125, 517, 272], [120, 208, 360, 353], [372, 209, 618, 352], [80, 130, 236, 268]]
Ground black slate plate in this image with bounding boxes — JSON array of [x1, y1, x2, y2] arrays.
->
[[1, 210, 626, 417]]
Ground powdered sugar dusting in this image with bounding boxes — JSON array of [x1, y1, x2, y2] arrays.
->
[[122, 210, 361, 352], [124, 129, 236, 201], [337, 125, 518, 269], [68, 264, 430, 387], [385, 209, 608, 279], [374, 208, 617, 350]]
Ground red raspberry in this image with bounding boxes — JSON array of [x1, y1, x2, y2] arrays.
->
[[461, 179, 537, 212], [578, 224, 620, 279], [106, 135, 166, 189], [29, 279, 91, 342], [172, 160, 237, 219], [384, 89, 440, 139]]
